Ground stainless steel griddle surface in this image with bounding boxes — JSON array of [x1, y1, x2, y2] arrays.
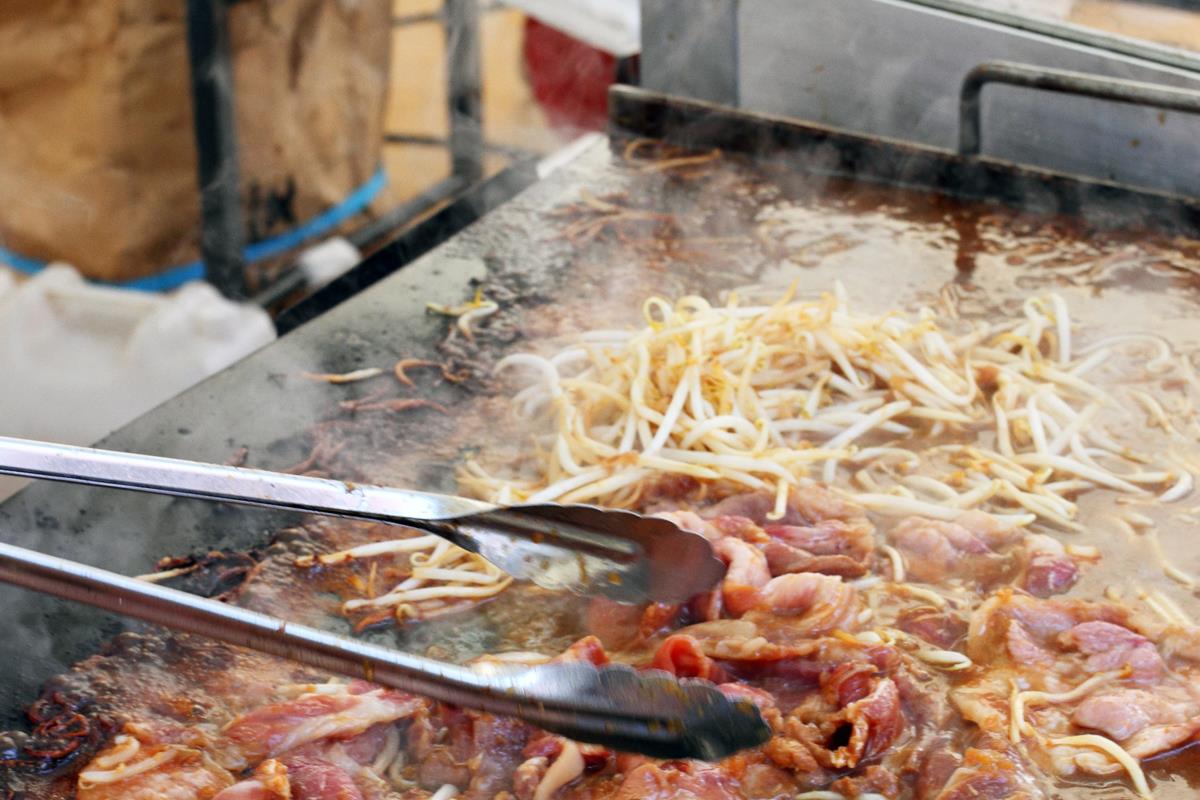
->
[[5, 88, 1200, 729]]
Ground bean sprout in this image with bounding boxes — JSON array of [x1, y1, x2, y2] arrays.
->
[[296, 534, 509, 626], [463, 287, 1193, 533], [300, 367, 383, 384]]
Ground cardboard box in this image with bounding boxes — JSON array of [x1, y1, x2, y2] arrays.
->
[[0, 0, 391, 283]]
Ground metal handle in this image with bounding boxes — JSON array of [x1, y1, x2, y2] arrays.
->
[[0, 436, 726, 605], [0, 541, 767, 759], [959, 60, 1200, 156], [0, 435, 491, 522]]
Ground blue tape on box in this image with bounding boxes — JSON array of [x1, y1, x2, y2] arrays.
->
[[0, 168, 387, 292]]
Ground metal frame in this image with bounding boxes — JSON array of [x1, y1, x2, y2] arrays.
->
[[275, 155, 538, 333], [384, 0, 488, 190], [446, 0, 484, 185], [959, 60, 1200, 155], [184, 0, 488, 302], [384, 133, 536, 164]]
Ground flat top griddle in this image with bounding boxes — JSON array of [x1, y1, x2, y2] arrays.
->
[[4, 86, 1200, 736], [0, 142, 608, 724]]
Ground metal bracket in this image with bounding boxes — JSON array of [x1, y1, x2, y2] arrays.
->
[[959, 60, 1200, 156]]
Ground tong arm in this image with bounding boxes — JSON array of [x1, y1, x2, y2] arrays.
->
[[0, 436, 726, 604], [0, 541, 766, 759]]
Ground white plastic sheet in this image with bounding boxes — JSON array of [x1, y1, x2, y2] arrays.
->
[[0, 266, 275, 497]]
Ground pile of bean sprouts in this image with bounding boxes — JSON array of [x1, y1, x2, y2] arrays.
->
[[296, 536, 511, 623], [460, 285, 1195, 530]]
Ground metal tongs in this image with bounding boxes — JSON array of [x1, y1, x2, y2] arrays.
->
[[0, 436, 767, 759]]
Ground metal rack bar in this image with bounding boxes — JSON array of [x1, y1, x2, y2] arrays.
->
[[184, 0, 247, 299], [185, 0, 490, 307], [446, 0, 485, 184], [274, 157, 537, 332], [960, 60, 1200, 156], [384, 132, 536, 162], [248, 175, 472, 312]]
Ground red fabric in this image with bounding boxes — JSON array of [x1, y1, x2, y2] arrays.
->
[[522, 18, 615, 132]]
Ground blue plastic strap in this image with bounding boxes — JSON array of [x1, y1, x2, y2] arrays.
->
[[0, 167, 388, 292]]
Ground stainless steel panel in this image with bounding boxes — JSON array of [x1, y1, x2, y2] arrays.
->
[[640, 0, 1200, 197], [641, 0, 739, 105], [738, 0, 1200, 196]]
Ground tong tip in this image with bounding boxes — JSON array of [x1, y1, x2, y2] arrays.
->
[[509, 662, 771, 760], [491, 504, 726, 604]]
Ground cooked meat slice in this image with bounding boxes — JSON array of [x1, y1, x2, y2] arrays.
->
[[639, 601, 685, 638], [612, 761, 744, 800], [1071, 689, 1184, 741], [716, 682, 783, 730], [1124, 717, 1200, 760], [278, 754, 365, 800], [550, 635, 610, 665], [417, 748, 471, 791], [1059, 621, 1165, 684], [934, 744, 1044, 800], [462, 715, 532, 800], [1004, 619, 1055, 666], [762, 538, 868, 578], [584, 597, 646, 649], [763, 733, 826, 776], [763, 519, 872, 562], [738, 758, 805, 798], [961, 588, 1200, 791], [914, 739, 963, 800], [829, 764, 900, 799], [787, 676, 902, 767], [707, 514, 770, 543], [1020, 534, 1081, 598], [77, 746, 235, 800], [702, 486, 874, 557], [896, 606, 967, 649], [713, 536, 772, 615], [1072, 687, 1200, 759], [754, 573, 861, 635], [220, 686, 422, 767], [699, 492, 782, 524], [888, 515, 1012, 585], [652, 634, 730, 682], [214, 782, 287, 800], [966, 591, 1127, 668], [652, 509, 723, 540], [1022, 553, 1080, 598]]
